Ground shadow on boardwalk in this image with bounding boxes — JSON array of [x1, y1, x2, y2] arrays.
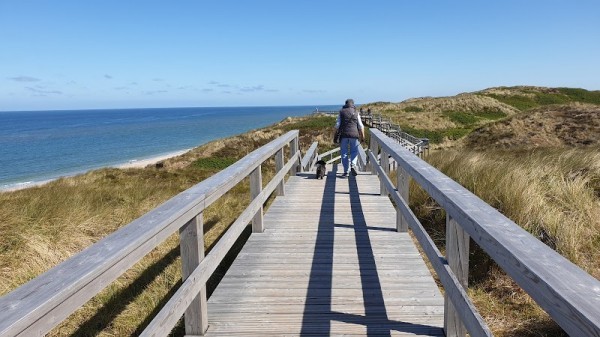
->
[[300, 165, 441, 336]]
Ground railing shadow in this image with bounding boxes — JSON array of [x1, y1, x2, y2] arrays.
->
[[72, 245, 181, 337], [300, 167, 442, 336], [300, 164, 337, 335]]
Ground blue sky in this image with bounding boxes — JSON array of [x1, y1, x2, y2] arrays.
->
[[1, 0, 599, 111]]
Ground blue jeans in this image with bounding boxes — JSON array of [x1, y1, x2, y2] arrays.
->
[[340, 137, 360, 173]]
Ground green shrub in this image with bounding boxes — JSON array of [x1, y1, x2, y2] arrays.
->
[[483, 94, 538, 111], [444, 111, 479, 126], [400, 125, 472, 143], [194, 157, 237, 170], [535, 92, 570, 105], [404, 106, 424, 112], [557, 88, 600, 105], [280, 116, 336, 131], [475, 107, 507, 120], [444, 128, 472, 140]]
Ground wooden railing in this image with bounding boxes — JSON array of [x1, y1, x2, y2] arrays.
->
[[300, 141, 319, 172], [316, 145, 368, 172], [0, 131, 302, 337], [363, 112, 429, 156], [368, 128, 600, 337]]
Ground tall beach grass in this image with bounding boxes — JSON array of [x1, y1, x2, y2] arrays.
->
[[409, 146, 600, 336]]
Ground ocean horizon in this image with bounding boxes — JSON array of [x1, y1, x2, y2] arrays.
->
[[0, 105, 338, 191]]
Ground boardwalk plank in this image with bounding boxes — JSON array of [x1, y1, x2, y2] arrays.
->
[[204, 167, 444, 336]]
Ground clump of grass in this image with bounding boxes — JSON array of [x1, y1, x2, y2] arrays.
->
[[279, 115, 335, 131], [443, 109, 507, 128], [410, 146, 600, 335], [476, 107, 507, 120], [535, 92, 571, 105], [401, 124, 472, 143], [483, 94, 539, 111], [193, 157, 237, 170], [482, 87, 600, 112], [404, 106, 424, 112], [557, 87, 600, 104], [444, 111, 479, 126]]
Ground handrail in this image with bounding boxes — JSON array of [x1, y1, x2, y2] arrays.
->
[[317, 145, 367, 172], [141, 151, 300, 336], [362, 112, 429, 156], [318, 147, 340, 165], [367, 149, 491, 336], [369, 129, 600, 337], [0, 130, 301, 337], [300, 142, 318, 172]]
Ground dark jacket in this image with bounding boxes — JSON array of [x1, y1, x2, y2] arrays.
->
[[339, 104, 360, 139]]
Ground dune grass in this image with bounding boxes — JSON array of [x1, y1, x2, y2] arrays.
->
[[409, 146, 600, 336]]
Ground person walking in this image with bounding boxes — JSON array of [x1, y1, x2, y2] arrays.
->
[[334, 98, 365, 177]]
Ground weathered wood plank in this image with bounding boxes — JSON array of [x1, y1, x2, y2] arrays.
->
[[139, 151, 301, 337], [204, 165, 444, 336], [179, 214, 208, 335], [445, 215, 470, 337]]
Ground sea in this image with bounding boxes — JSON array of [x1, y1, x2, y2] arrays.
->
[[0, 105, 338, 191]]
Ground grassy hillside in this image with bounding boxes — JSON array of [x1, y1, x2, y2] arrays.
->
[[0, 115, 337, 336], [361, 86, 600, 145], [479, 86, 600, 110], [465, 102, 600, 149]]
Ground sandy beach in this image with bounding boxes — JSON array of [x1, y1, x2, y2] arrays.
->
[[114, 149, 191, 169], [1, 149, 192, 192]]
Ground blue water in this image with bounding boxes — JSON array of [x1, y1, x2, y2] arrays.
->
[[0, 105, 337, 190]]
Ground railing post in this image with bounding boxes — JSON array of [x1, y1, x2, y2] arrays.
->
[[289, 137, 299, 176], [396, 166, 409, 232], [444, 215, 470, 337], [275, 148, 285, 196], [179, 214, 208, 336], [380, 149, 389, 196], [250, 165, 264, 232], [369, 137, 378, 174]]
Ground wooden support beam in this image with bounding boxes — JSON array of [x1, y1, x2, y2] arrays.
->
[[444, 215, 470, 337], [289, 137, 299, 175], [369, 138, 378, 174], [179, 214, 208, 336], [275, 149, 285, 196], [250, 165, 264, 233], [396, 167, 409, 232], [380, 149, 389, 196]]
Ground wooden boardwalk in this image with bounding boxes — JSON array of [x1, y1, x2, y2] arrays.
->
[[204, 165, 445, 336]]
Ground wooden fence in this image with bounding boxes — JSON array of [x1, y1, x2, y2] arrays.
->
[[362, 112, 429, 156], [368, 128, 600, 337], [0, 131, 302, 337]]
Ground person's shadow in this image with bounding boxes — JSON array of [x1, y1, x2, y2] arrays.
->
[[300, 165, 441, 336]]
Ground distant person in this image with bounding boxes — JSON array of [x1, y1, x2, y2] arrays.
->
[[334, 98, 365, 177]]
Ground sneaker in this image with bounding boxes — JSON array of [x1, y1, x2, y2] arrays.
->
[[351, 167, 358, 176], [341, 172, 348, 178]]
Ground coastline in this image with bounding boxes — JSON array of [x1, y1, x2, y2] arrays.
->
[[0, 148, 192, 192], [114, 149, 190, 169]]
